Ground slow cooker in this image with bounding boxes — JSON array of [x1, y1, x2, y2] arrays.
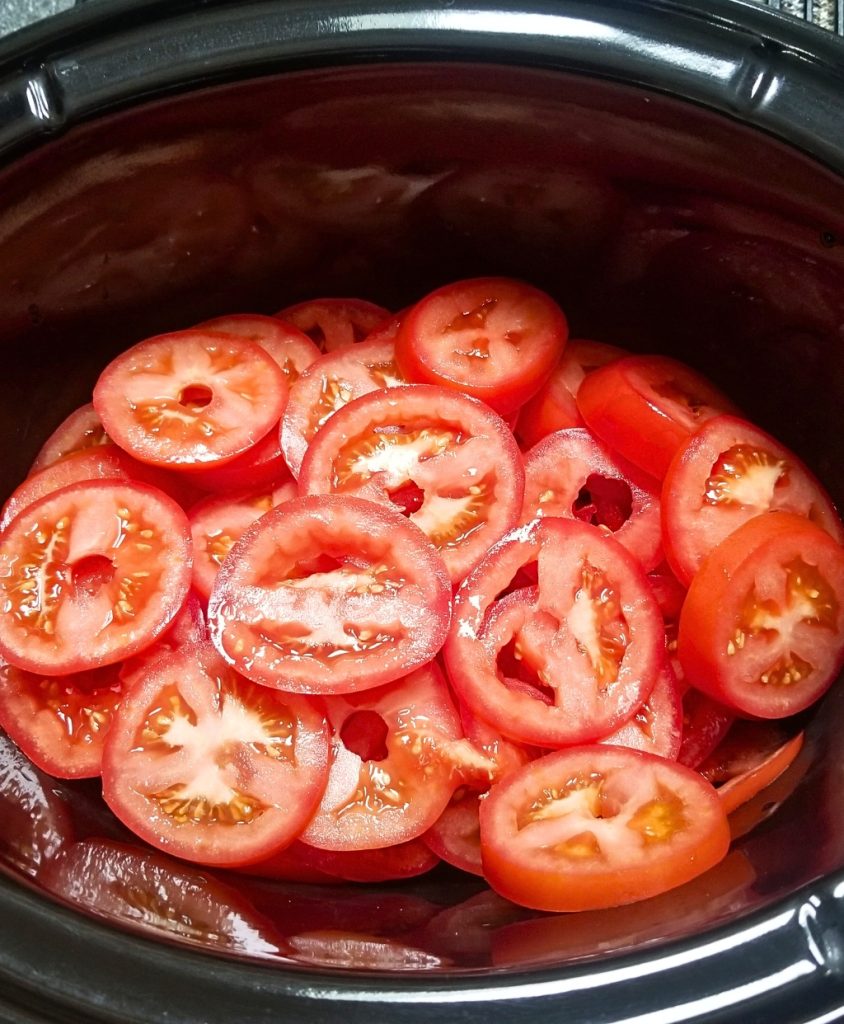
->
[[2, 1, 844, 1020]]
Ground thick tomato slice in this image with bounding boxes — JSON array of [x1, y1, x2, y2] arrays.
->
[[299, 384, 525, 583], [301, 663, 461, 850], [577, 354, 738, 479], [444, 518, 663, 747], [520, 427, 663, 573], [280, 336, 406, 477], [275, 297, 391, 353], [395, 277, 568, 416], [0, 480, 192, 675], [199, 313, 321, 383], [102, 643, 329, 866], [598, 659, 683, 760], [93, 329, 287, 469], [189, 480, 297, 600], [479, 745, 731, 912], [0, 659, 122, 779], [516, 339, 626, 449], [29, 403, 109, 475], [662, 414, 844, 585], [208, 495, 451, 694], [678, 511, 844, 718]]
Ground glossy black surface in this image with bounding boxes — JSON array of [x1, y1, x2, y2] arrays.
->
[[2, 1, 844, 1021]]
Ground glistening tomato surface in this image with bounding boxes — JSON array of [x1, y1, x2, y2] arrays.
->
[[102, 644, 330, 866], [479, 745, 731, 912], [208, 495, 451, 694], [200, 313, 321, 382], [0, 480, 192, 675], [29, 403, 109, 474], [299, 384, 525, 583], [396, 277, 568, 415], [276, 297, 391, 352], [678, 512, 844, 718]]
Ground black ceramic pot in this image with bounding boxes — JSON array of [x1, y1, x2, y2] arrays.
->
[[2, 1, 844, 1021]]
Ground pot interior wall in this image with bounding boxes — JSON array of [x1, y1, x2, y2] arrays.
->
[[1, 61, 844, 973]]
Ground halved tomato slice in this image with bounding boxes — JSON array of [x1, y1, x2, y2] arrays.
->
[[199, 313, 321, 382], [678, 511, 844, 718], [479, 745, 730, 912], [299, 384, 524, 582], [208, 495, 451, 694], [275, 297, 391, 352], [0, 480, 192, 675], [662, 414, 844, 585], [102, 643, 329, 866], [93, 329, 287, 469], [29, 403, 109, 475], [395, 277, 567, 416]]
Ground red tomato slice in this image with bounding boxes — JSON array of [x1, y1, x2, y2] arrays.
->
[[520, 427, 663, 572], [93, 330, 288, 469], [678, 511, 844, 718], [0, 480, 192, 675], [280, 336, 406, 477], [516, 339, 626, 449], [291, 838, 440, 883], [0, 659, 122, 779], [29, 403, 109, 475], [662, 414, 844, 585], [300, 663, 461, 850], [40, 838, 285, 957], [275, 297, 391, 352], [189, 480, 297, 600], [423, 790, 485, 877], [208, 495, 451, 694], [676, 688, 735, 769], [444, 518, 663, 747], [598, 659, 683, 760], [102, 643, 330, 866], [577, 354, 738, 479], [395, 277, 568, 416], [117, 589, 207, 687], [199, 313, 321, 383], [299, 384, 525, 583], [479, 745, 731, 912], [181, 425, 293, 494]]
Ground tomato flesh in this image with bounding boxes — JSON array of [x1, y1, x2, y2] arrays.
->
[[29, 403, 109, 475], [276, 297, 391, 353]]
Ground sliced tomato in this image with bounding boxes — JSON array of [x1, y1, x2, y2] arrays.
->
[[395, 277, 568, 416], [598, 659, 683, 760], [102, 643, 329, 866], [444, 518, 663, 747], [676, 688, 735, 769], [577, 354, 738, 479], [189, 480, 297, 600], [516, 339, 626, 449], [299, 384, 525, 582], [199, 313, 321, 382], [300, 663, 461, 850], [520, 427, 662, 572], [280, 336, 406, 477], [183, 426, 294, 494], [275, 297, 391, 352], [29, 403, 109, 475], [208, 495, 451, 694], [0, 480, 192, 675], [39, 837, 285, 957], [423, 790, 484, 877], [479, 745, 731, 912], [93, 329, 287, 469], [678, 511, 844, 718], [293, 837, 441, 883], [662, 414, 844, 585], [117, 590, 207, 686]]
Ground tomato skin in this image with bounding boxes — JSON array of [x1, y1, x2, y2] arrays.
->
[[395, 277, 568, 416], [423, 790, 485, 877], [479, 745, 731, 912], [199, 313, 321, 382], [598, 659, 683, 760], [29, 403, 109, 475], [676, 689, 734, 769], [276, 297, 391, 353], [678, 512, 844, 718], [577, 355, 738, 479], [662, 414, 844, 585]]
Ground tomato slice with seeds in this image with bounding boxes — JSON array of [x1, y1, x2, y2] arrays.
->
[[520, 427, 663, 573], [208, 495, 451, 694], [280, 336, 406, 478], [275, 297, 391, 353], [444, 518, 663, 747], [577, 354, 738, 479], [93, 330, 287, 469], [662, 414, 844, 585], [0, 480, 192, 675], [29, 403, 109, 475], [479, 745, 731, 912], [199, 313, 321, 383], [102, 644, 329, 866], [396, 277, 568, 416], [678, 511, 844, 718], [189, 480, 297, 600], [598, 659, 683, 760], [300, 663, 461, 850], [299, 384, 525, 583]]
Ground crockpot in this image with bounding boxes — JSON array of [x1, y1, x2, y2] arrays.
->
[[2, 1, 844, 1021]]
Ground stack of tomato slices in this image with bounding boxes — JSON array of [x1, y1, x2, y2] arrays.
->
[[0, 276, 840, 913]]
